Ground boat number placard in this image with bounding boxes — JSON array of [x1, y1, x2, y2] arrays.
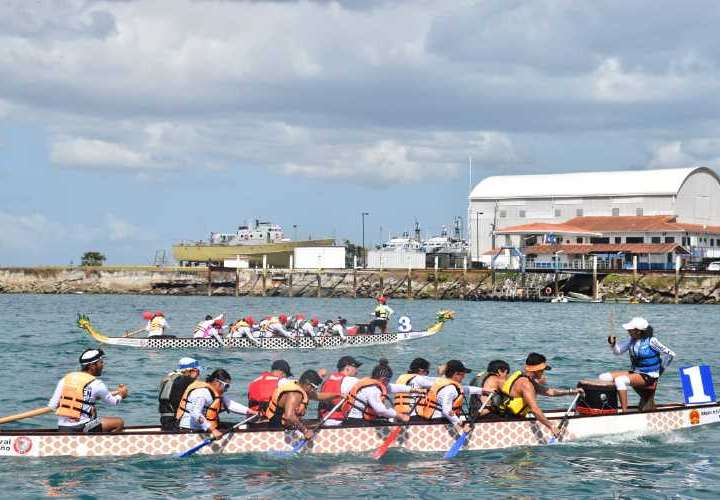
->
[[397, 316, 412, 332], [679, 365, 716, 404]]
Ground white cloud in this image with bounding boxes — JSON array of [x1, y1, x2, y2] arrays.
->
[[50, 137, 152, 169], [648, 139, 720, 169], [0, 212, 64, 252], [105, 213, 144, 241]]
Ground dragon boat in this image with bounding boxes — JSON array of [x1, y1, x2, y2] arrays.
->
[[1, 401, 718, 458], [76, 310, 455, 350]]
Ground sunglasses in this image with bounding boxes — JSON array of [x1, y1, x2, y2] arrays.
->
[[217, 380, 231, 390]]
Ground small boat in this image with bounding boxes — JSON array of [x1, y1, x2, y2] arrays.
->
[[550, 296, 569, 303], [1, 401, 717, 458], [76, 310, 455, 350], [567, 292, 603, 303]]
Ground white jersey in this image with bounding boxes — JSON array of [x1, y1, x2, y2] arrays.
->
[[428, 384, 483, 425], [178, 388, 251, 431], [345, 383, 412, 421], [300, 322, 316, 337], [147, 316, 168, 337], [227, 326, 252, 338], [48, 377, 122, 426]]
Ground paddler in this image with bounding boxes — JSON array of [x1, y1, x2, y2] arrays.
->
[[193, 315, 225, 344], [469, 360, 510, 416], [599, 317, 675, 412], [498, 353, 583, 439], [369, 295, 394, 334], [265, 370, 331, 440], [176, 369, 258, 441], [342, 359, 412, 424], [318, 355, 363, 425], [147, 311, 169, 337], [416, 359, 489, 434], [393, 357, 435, 417], [227, 316, 259, 345], [247, 360, 294, 413], [260, 314, 296, 340], [158, 357, 202, 431], [299, 317, 320, 337], [48, 348, 128, 433]]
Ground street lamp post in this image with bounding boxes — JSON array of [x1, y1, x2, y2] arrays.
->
[[292, 224, 298, 241], [361, 212, 369, 268]]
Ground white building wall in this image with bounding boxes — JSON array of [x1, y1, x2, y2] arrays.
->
[[293, 247, 346, 269], [676, 170, 720, 223], [367, 250, 426, 269]]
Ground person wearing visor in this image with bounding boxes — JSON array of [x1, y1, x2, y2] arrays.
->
[[416, 359, 489, 434], [499, 353, 582, 438], [599, 317, 675, 412], [176, 368, 258, 441], [158, 357, 203, 431], [48, 348, 128, 433]]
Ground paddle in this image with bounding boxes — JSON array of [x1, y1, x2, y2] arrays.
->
[[286, 396, 347, 455], [444, 391, 494, 459], [371, 393, 424, 460], [176, 413, 259, 458], [0, 407, 52, 425], [548, 392, 581, 444], [122, 327, 147, 338]]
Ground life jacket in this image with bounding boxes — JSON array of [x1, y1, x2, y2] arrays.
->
[[149, 316, 165, 332], [498, 371, 531, 416], [247, 372, 281, 412], [265, 381, 308, 425], [175, 381, 223, 430], [56, 372, 97, 420], [193, 320, 211, 337], [374, 305, 391, 320], [318, 372, 346, 420], [260, 317, 279, 332], [342, 378, 389, 421], [416, 377, 464, 420], [393, 373, 425, 414], [629, 337, 662, 375], [159, 372, 195, 424]]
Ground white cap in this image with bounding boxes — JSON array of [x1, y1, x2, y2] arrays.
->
[[622, 317, 649, 331], [177, 357, 203, 371]]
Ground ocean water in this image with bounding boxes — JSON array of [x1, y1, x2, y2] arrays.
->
[[0, 294, 718, 498]]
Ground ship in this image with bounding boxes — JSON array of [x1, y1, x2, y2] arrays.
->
[[173, 219, 335, 267]]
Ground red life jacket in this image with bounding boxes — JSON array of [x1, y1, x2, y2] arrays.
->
[[318, 372, 346, 420], [247, 372, 281, 412]]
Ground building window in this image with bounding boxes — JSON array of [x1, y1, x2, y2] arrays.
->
[[682, 237, 689, 246], [651, 236, 661, 243], [612, 208, 620, 216], [576, 237, 584, 244], [499, 210, 507, 218], [591, 237, 610, 244], [636, 208, 644, 216], [665, 237, 675, 243], [554, 208, 562, 217], [614, 237, 622, 244], [626, 237, 644, 244], [519, 210, 526, 218], [576, 208, 584, 217]]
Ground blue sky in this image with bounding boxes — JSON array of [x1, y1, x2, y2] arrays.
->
[[2, 0, 720, 265]]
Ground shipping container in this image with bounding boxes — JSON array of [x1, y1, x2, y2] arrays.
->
[[293, 247, 346, 269], [367, 250, 426, 269]]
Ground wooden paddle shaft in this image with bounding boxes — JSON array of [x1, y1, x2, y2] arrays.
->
[[0, 407, 52, 425]]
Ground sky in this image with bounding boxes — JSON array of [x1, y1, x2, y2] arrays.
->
[[2, 0, 720, 265]]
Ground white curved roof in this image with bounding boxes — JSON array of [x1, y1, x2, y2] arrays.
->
[[469, 167, 718, 200]]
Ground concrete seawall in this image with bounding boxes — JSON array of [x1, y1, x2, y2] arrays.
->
[[1, 267, 719, 304]]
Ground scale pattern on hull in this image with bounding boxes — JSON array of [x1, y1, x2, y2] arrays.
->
[[144, 333, 405, 350]]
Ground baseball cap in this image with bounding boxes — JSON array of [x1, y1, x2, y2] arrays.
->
[[271, 359, 293, 376], [337, 355, 362, 370], [525, 352, 552, 371], [177, 357, 203, 371], [622, 317, 649, 331], [444, 359, 472, 376]]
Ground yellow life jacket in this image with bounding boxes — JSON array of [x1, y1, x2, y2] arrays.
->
[[175, 381, 223, 430], [416, 378, 464, 420], [499, 371, 531, 416], [342, 378, 389, 421], [265, 381, 308, 425], [374, 305, 391, 320], [260, 317, 279, 332], [393, 373, 425, 414], [149, 316, 165, 331], [56, 372, 97, 420]]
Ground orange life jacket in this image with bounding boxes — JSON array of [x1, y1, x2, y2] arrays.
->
[[416, 378, 464, 420], [318, 372, 346, 420], [265, 382, 308, 426], [342, 377, 389, 421], [393, 373, 426, 414], [175, 381, 223, 430], [247, 372, 281, 412], [56, 372, 97, 420]]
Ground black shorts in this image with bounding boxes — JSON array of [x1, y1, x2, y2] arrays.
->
[[58, 418, 102, 433]]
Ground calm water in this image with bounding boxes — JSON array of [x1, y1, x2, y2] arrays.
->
[[0, 294, 718, 498]]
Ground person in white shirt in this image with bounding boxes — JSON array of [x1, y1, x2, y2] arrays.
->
[[320, 356, 363, 426], [146, 311, 169, 337], [343, 359, 412, 424], [330, 318, 348, 338], [300, 317, 320, 337], [176, 368, 257, 441], [193, 315, 225, 344], [48, 348, 128, 433]]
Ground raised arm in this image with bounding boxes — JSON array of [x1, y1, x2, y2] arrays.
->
[[518, 380, 558, 437], [650, 337, 675, 369]]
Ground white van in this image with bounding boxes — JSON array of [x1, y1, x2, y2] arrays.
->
[[708, 262, 720, 271]]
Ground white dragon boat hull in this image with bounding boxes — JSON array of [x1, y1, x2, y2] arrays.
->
[[1, 402, 718, 458], [76, 311, 454, 350]]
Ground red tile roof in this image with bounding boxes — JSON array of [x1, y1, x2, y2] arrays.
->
[[497, 215, 720, 235], [523, 243, 690, 255], [495, 222, 600, 235]]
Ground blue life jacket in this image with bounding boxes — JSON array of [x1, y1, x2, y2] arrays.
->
[[629, 337, 661, 374]]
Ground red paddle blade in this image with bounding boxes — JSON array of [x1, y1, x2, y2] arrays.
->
[[371, 426, 403, 460]]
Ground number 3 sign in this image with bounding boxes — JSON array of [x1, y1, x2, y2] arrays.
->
[[679, 365, 716, 404], [397, 316, 412, 333]]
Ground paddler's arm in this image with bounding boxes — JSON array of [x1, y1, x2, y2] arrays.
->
[[650, 338, 675, 371], [315, 391, 341, 401], [519, 381, 558, 437], [223, 397, 257, 415], [281, 393, 313, 439], [48, 379, 63, 409], [539, 386, 582, 397], [94, 380, 125, 405], [367, 388, 407, 421]]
